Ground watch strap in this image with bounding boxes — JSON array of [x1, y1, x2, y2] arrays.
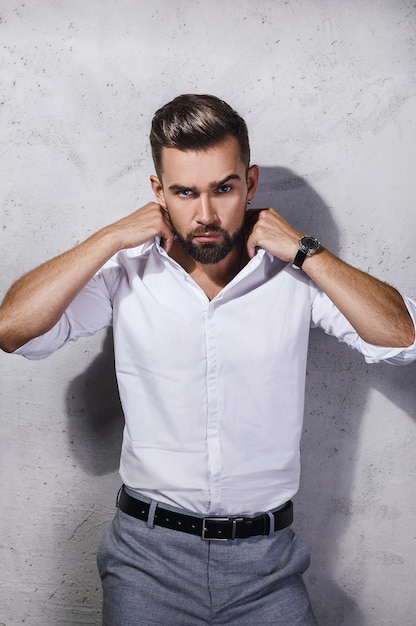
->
[[292, 249, 307, 270]]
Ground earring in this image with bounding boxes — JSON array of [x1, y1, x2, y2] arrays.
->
[[247, 199, 251, 205]]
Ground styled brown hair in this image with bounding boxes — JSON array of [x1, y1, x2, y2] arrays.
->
[[150, 94, 250, 177]]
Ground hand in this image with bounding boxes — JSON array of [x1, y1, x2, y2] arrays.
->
[[245, 208, 303, 261], [105, 202, 175, 253]]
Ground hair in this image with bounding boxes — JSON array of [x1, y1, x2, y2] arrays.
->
[[149, 94, 250, 177]]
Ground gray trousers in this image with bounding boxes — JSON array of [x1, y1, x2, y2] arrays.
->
[[97, 497, 317, 625]]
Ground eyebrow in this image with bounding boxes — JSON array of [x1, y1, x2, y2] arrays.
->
[[168, 174, 242, 193]]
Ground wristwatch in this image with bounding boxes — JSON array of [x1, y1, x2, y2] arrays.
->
[[292, 236, 320, 270]]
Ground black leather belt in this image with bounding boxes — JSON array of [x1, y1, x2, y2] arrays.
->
[[118, 487, 293, 541]]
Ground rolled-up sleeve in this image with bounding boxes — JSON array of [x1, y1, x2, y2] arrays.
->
[[13, 260, 120, 360], [311, 289, 416, 366]]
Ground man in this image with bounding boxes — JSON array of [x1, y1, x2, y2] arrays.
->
[[0, 94, 415, 625]]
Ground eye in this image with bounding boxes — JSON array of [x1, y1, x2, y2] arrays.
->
[[177, 188, 193, 197], [217, 184, 232, 194]]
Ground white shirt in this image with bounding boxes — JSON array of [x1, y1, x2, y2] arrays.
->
[[16, 239, 416, 515]]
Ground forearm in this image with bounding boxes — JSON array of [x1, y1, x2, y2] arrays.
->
[[246, 208, 415, 348], [303, 248, 415, 348], [0, 201, 175, 353], [0, 227, 119, 353]]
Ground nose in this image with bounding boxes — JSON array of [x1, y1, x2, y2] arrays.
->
[[196, 194, 218, 225]]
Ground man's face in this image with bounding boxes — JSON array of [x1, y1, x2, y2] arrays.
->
[[151, 136, 258, 264]]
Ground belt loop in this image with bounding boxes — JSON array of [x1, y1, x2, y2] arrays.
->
[[116, 485, 123, 508], [146, 500, 158, 529], [267, 511, 275, 535]]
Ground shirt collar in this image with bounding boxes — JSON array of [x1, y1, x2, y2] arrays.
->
[[123, 237, 158, 258]]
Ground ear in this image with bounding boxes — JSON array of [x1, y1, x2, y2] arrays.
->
[[246, 165, 259, 202], [150, 175, 166, 208]]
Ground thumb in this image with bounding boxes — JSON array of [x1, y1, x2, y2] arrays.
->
[[246, 232, 259, 259], [160, 208, 175, 252], [162, 228, 175, 253]]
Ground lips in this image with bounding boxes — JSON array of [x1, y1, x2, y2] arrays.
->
[[194, 232, 223, 242], [192, 227, 226, 243]]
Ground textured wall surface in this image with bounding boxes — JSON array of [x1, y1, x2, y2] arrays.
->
[[1, 1, 416, 624]]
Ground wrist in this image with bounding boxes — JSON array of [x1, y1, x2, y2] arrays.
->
[[87, 225, 125, 259], [292, 236, 321, 270]]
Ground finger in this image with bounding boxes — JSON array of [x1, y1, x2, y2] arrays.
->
[[161, 228, 174, 252], [246, 233, 258, 259], [159, 208, 175, 252]]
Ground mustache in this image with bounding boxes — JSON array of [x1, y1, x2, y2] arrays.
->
[[190, 225, 228, 236]]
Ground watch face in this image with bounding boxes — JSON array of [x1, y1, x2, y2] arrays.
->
[[300, 236, 320, 253]]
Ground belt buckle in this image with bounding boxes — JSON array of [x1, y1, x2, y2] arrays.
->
[[202, 516, 243, 541]]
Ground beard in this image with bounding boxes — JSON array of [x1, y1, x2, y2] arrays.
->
[[171, 223, 244, 264]]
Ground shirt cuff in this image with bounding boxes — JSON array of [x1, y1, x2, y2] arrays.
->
[[363, 294, 416, 365]]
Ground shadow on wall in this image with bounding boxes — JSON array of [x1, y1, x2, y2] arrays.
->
[[65, 329, 123, 476], [63, 166, 416, 626]]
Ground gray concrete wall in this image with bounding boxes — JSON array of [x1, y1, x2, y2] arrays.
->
[[1, 1, 416, 624]]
